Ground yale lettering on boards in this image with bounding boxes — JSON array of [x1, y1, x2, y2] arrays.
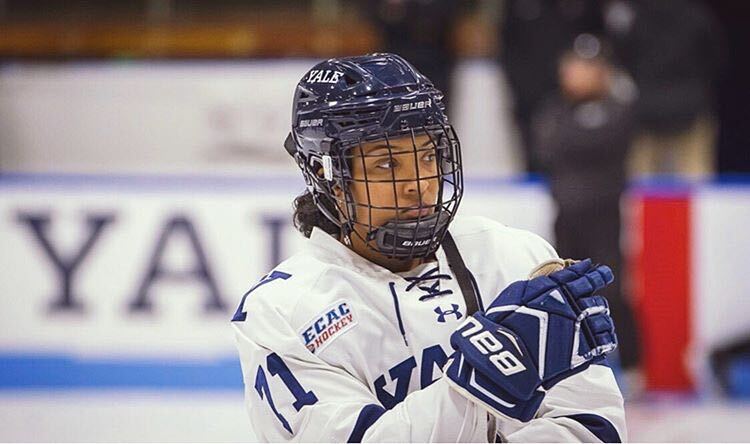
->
[[17, 213, 115, 312], [16, 210, 292, 316], [129, 215, 225, 313]]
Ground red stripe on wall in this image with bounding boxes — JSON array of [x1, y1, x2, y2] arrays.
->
[[631, 194, 694, 391]]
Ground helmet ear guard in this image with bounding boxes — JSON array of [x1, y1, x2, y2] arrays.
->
[[291, 137, 357, 239], [284, 132, 297, 157]]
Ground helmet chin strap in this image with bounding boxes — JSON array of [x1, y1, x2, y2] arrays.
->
[[341, 222, 353, 246], [365, 212, 450, 259]]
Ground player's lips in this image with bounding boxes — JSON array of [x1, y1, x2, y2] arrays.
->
[[400, 207, 433, 219]]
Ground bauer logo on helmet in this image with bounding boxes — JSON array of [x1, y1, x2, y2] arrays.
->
[[393, 99, 433, 113]]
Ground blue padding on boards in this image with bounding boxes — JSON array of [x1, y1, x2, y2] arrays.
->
[[0, 354, 243, 390], [565, 413, 621, 443], [729, 357, 750, 398]]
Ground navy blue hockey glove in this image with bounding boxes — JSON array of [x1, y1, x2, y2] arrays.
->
[[444, 259, 617, 422]]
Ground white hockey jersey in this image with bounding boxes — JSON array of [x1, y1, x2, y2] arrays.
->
[[232, 216, 626, 442]]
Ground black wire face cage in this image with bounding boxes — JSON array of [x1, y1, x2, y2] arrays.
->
[[322, 123, 463, 260]]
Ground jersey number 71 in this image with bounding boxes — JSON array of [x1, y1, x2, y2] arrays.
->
[[255, 353, 318, 434]]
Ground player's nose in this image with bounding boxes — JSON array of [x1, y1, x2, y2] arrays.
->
[[403, 175, 432, 196], [402, 178, 434, 202]]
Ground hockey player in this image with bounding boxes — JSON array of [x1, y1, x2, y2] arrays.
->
[[232, 53, 625, 442]]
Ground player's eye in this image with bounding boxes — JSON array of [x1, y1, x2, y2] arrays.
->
[[375, 158, 397, 170], [421, 151, 436, 163]]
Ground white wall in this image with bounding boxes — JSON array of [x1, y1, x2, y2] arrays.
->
[[0, 60, 522, 177]]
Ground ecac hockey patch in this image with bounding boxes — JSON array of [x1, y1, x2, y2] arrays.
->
[[299, 300, 357, 353]]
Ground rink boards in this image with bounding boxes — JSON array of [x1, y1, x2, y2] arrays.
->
[[0, 174, 748, 440]]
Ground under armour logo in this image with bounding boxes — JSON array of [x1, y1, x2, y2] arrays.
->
[[435, 304, 462, 323]]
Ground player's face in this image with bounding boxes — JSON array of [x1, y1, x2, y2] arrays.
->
[[349, 132, 440, 226], [340, 132, 441, 265]]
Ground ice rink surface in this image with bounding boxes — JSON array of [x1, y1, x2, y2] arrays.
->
[[627, 398, 750, 442], [1, 391, 749, 442]]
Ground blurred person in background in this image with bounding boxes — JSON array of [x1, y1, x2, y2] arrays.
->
[[603, 0, 724, 179], [531, 35, 641, 380], [499, 0, 604, 174], [711, 0, 750, 173], [363, 0, 460, 111]]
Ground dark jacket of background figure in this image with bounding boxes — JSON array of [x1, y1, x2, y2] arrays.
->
[[532, 92, 640, 369]]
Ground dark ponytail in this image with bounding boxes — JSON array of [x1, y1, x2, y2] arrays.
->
[[293, 190, 341, 238]]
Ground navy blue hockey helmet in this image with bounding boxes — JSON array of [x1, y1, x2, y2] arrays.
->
[[285, 53, 463, 259]]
